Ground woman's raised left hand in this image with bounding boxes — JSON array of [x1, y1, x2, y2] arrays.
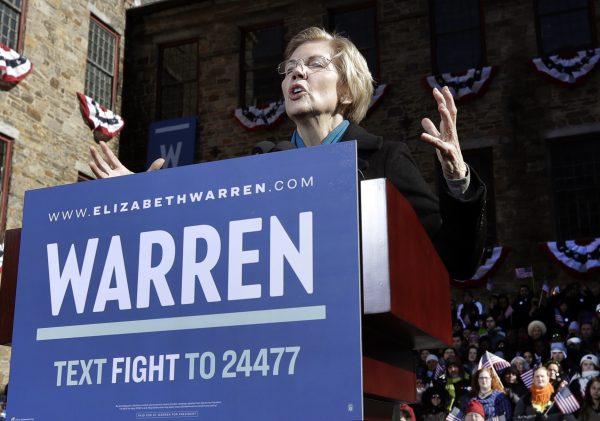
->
[[420, 86, 467, 180]]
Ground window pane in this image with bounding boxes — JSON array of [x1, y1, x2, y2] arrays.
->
[[537, 0, 587, 15], [539, 10, 592, 55], [159, 42, 198, 119], [85, 64, 113, 108], [550, 135, 600, 239], [242, 25, 283, 106], [331, 6, 378, 76], [0, 2, 19, 49], [434, 0, 480, 34], [88, 19, 116, 75], [436, 28, 482, 73], [432, 0, 482, 74]]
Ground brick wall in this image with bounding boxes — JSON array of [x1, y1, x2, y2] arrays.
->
[[120, 0, 600, 299], [0, 0, 131, 394]]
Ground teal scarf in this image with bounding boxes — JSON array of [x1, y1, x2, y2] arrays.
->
[[291, 120, 350, 148]]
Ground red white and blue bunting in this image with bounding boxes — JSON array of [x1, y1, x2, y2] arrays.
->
[[543, 238, 600, 277], [233, 99, 286, 131], [425, 66, 494, 101], [532, 49, 600, 85], [451, 246, 509, 288], [0, 43, 32, 83], [77, 93, 124, 139]]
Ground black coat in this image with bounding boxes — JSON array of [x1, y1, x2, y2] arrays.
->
[[340, 123, 487, 279], [514, 391, 577, 421]]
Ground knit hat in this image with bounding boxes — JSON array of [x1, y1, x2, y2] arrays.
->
[[550, 342, 567, 358], [527, 320, 547, 337], [580, 354, 599, 368], [465, 400, 485, 417], [566, 337, 582, 346], [568, 321, 580, 332], [426, 354, 439, 363]]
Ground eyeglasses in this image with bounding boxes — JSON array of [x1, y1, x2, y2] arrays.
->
[[277, 54, 340, 76], [431, 395, 441, 399]]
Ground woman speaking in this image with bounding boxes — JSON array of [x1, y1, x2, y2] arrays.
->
[[90, 27, 486, 279]]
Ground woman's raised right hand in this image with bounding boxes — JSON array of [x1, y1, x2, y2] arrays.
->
[[89, 141, 164, 179]]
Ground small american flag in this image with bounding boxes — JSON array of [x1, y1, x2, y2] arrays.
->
[[520, 369, 534, 388], [554, 387, 580, 414], [478, 351, 511, 371], [446, 407, 462, 421], [515, 266, 534, 279], [434, 362, 445, 379]]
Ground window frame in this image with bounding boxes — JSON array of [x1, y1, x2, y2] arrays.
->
[[155, 38, 199, 120], [85, 14, 120, 110], [327, 1, 380, 81], [238, 21, 284, 107], [547, 132, 600, 241], [0, 0, 28, 52], [533, 0, 597, 57], [0, 134, 13, 241], [428, 0, 487, 75]]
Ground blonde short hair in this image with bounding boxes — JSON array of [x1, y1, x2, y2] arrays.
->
[[284, 27, 374, 124]]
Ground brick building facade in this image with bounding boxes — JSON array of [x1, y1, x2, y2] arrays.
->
[[120, 0, 600, 294], [0, 0, 133, 394]]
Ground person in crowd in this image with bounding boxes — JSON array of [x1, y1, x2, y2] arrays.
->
[[392, 403, 416, 421], [570, 354, 600, 403], [452, 333, 467, 359], [567, 337, 584, 370], [469, 367, 512, 419], [513, 286, 533, 329], [580, 322, 597, 354], [442, 347, 459, 365], [502, 366, 528, 406], [457, 292, 485, 329], [468, 331, 480, 347], [441, 361, 470, 410], [417, 349, 431, 379], [546, 361, 567, 390], [522, 351, 534, 369], [463, 400, 486, 421], [554, 300, 574, 332], [421, 385, 450, 421], [463, 346, 480, 376], [90, 26, 487, 280], [511, 356, 530, 375], [514, 366, 577, 420], [527, 320, 547, 343], [482, 315, 506, 349], [423, 354, 441, 384], [549, 341, 569, 372], [496, 294, 512, 330], [578, 376, 600, 421]]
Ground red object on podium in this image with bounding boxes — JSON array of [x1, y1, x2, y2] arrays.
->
[[361, 179, 451, 406], [0, 179, 452, 416]]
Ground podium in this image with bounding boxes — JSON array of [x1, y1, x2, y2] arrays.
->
[[360, 179, 451, 419], [0, 178, 452, 419]]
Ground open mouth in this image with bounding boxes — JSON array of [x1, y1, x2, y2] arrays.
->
[[289, 85, 307, 100]]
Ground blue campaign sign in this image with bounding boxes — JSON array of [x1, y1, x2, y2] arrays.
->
[[8, 142, 363, 420], [146, 117, 197, 168]]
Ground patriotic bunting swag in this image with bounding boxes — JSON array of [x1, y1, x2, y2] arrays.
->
[[0, 43, 32, 83], [77, 93, 124, 139], [233, 99, 286, 131], [451, 246, 509, 288], [234, 84, 389, 131], [532, 48, 600, 85], [425, 66, 494, 101], [542, 238, 600, 278]]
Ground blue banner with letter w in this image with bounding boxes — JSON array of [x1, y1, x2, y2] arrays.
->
[[147, 117, 197, 168], [8, 142, 363, 420]]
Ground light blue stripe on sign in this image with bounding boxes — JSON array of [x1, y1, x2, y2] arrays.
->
[[36, 305, 327, 341]]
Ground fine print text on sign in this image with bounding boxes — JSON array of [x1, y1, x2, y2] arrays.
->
[[8, 141, 363, 420]]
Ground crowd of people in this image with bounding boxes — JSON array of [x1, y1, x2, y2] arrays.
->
[[407, 282, 600, 420]]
